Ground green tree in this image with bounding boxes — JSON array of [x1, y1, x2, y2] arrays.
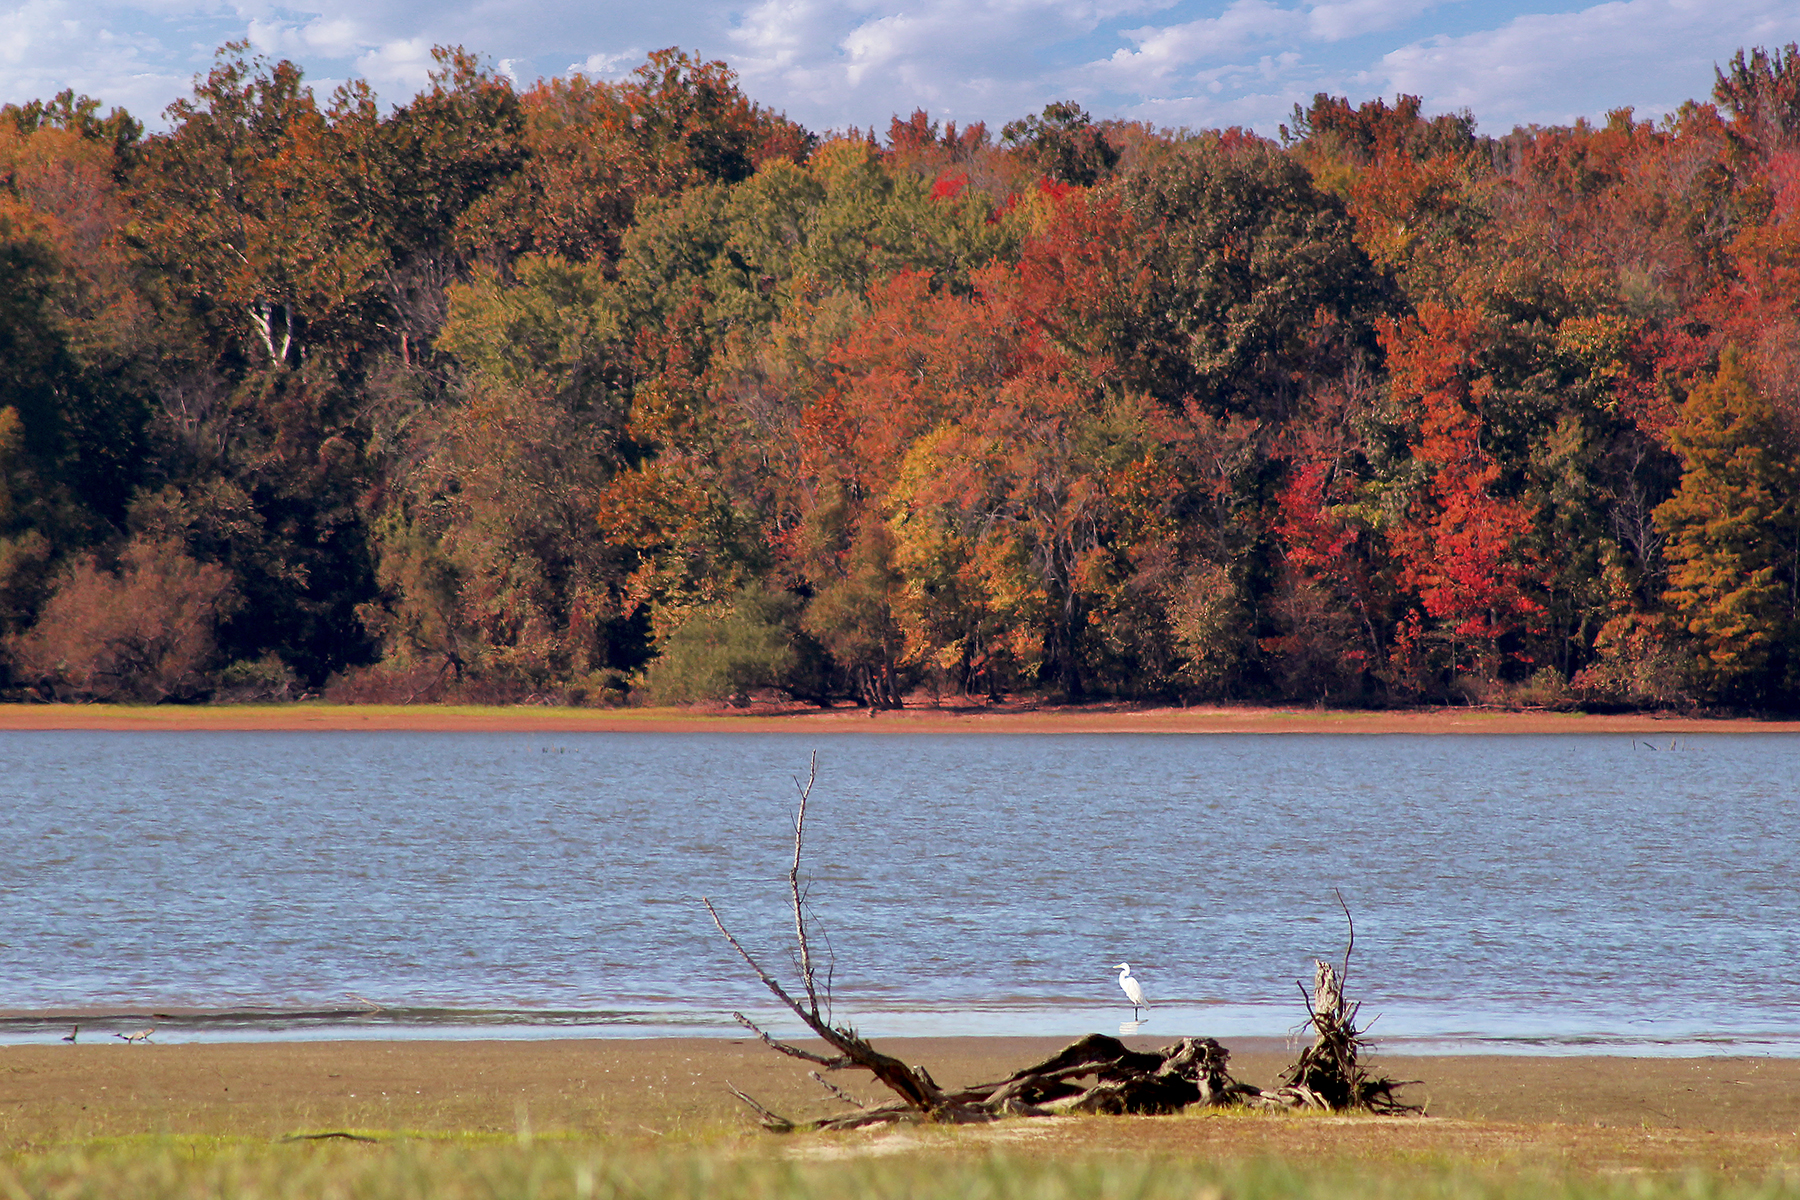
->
[[464, 49, 811, 266], [0, 216, 139, 624], [1112, 132, 1389, 418], [130, 44, 381, 372], [321, 47, 525, 366], [1714, 42, 1800, 153], [2, 89, 141, 155], [799, 508, 906, 708], [1000, 101, 1120, 186], [642, 582, 825, 704], [354, 374, 642, 700]]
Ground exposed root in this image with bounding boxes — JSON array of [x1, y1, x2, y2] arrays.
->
[[753, 1033, 1262, 1131], [1258, 893, 1420, 1115]]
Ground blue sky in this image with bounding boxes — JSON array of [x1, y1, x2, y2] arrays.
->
[[2, 0, 1796, 136]]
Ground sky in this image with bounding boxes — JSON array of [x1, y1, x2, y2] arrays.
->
[[2, 0, 1797, 138]]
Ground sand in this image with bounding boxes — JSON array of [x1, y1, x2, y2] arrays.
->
[[3, 1037, 1797, 1171], [0, 701, 1794, 735]]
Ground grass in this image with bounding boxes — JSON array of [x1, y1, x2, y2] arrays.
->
[[7, 1006, 1799, 1197], [6, 1116, 1800, 1200], [6, 698, 1779, 733], [5, 1140, 1800, 1200], [4, 701, 675, 721]]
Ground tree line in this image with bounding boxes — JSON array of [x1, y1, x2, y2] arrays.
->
[[3, 42, 1799, 709]]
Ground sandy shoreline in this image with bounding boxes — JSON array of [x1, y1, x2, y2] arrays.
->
[[5, 1036, 1798, 1130], [1, 700, 1794, 735], [2, 1035, 1798, 1170]]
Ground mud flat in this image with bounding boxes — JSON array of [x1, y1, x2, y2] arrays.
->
[[1, 701, 1793, 736], [3, 1036, 1799, 1172]]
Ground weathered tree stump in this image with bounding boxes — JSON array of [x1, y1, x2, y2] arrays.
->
[[1256, 900, 1419, 1115]]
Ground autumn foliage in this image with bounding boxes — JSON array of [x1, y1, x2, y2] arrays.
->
[[5, 42, 1800, 708]]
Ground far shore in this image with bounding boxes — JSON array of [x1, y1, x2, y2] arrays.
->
[[1, 699, 1795, 735]]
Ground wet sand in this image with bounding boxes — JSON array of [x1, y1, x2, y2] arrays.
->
[[0, 701, 1792, 735], [2, 1037, 1797, 1170]]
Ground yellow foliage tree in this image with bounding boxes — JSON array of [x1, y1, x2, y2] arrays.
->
[[1654, 348, 1800, 700]]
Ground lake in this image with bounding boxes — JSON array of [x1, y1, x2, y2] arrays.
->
[[4, 730, 1796, 1054]]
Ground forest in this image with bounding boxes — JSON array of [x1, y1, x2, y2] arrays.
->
[[2, 42, 1799, 710]]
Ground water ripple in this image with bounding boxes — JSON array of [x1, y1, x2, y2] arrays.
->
[[5, 729, 1798, 1052]]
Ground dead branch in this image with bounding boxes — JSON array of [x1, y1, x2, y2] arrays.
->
[[1335, 885, 1354, 989], [788, 755, 824, 1017], [729, 1011, 852, 1068], [726, 1083, 796, 1132], [810, 1071, 868, 1109], [704, 899, 813, 1027], [703, 754, 953, 1124]]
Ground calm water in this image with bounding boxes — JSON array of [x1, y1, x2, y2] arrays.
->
[[3, 730, 1796, 1054]]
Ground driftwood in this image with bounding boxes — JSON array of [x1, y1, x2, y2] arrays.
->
[[706, 761, 1415, 1130], [958, 1034, 1257, 1116], [757, 1033, 1260, 1132]]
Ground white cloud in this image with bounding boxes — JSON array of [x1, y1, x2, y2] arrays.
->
[[0, 0, 199, 119], [1075, 0, 1456, 120], [1305, 0, 1449, 42], [568, 48, 646, 79], [1368, 0, 1798, 129], [1072, 0, 1798, 134], [247, 15, 367, 60], [352, 35, 435, 97], [1102, 0, 1303, 83], [727, 0, 820, 60], [727, 0, 1148, 122]]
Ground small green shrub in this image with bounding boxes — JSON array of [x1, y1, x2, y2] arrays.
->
[[643, 585, 827, 705]]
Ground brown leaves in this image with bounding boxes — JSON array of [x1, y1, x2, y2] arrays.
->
[[5, 535, 236, 701]]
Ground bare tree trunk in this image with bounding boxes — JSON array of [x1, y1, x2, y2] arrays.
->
[[249, 299, 294, 365]]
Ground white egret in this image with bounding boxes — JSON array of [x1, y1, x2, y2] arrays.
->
[[1114, 963, 1148, 1019]]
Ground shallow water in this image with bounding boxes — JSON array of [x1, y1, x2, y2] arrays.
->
[[4, 730, 1796, 1053]]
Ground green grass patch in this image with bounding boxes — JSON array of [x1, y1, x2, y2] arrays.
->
[[4, 1141, 1798, 1200]]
